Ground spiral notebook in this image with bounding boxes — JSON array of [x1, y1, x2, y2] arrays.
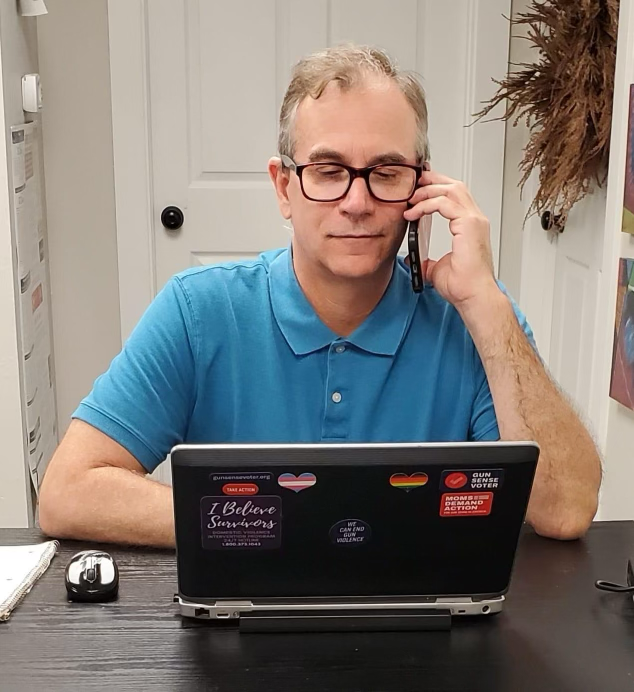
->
[[0, 541, 59, 621]]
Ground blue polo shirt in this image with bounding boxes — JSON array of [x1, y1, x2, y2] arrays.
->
[[73, 247, 535, 473]]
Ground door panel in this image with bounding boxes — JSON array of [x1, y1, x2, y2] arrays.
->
[[147, 0, 511, 288]]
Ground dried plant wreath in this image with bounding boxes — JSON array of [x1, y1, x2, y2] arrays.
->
[[474, 0, 619, 229]]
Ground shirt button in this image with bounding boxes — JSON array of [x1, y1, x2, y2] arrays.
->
[[335, 345, 346, 354], [332, 392, 342, 403]]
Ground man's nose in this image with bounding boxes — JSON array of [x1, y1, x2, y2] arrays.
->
[[339, 176, 373, 215]]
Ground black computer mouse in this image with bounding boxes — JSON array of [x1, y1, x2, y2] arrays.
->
[[65, 550, 119, 602]]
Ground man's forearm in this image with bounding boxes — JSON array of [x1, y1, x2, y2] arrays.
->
[[40, 466, 175, 548], [459, 287, 602, 540]]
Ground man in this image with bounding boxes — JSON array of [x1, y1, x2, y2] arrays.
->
[[39, 45, 601, 548]]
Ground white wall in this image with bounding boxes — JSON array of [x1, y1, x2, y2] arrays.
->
[[37, 0, 121, 434], [0, 4, 39, 526]]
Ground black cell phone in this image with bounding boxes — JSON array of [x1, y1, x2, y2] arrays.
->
[[407, 219, 423, 293], [407, 162, 430, 294]]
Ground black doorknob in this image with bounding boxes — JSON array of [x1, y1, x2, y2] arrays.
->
[[540, 210, 565, 233], [161, 205, 184, 231]]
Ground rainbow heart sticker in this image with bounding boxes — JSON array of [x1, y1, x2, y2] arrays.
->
[[390, 472, 429, 492], [278, 472, 317, 493]]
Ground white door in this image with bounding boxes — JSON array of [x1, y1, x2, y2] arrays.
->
[[110, 0, 511, 317], [109, 0, 511, 482]]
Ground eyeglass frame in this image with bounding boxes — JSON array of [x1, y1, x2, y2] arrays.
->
[[280, 154, 423, 203]]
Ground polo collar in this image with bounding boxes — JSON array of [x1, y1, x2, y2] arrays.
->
[[268, 247, 418, 356]]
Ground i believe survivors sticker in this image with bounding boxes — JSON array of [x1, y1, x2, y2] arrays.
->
[[201, 496, 281, 550], [440, 492, 493, 517]]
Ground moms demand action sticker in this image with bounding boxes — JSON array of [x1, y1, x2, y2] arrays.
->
[[201, 496, 281, 549], [440, 492, 493, 517]]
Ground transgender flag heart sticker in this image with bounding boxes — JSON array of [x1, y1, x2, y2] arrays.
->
[[278, 472, 317, 493]]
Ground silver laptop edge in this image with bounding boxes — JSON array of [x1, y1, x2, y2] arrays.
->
[[177, 596, 505, 619]]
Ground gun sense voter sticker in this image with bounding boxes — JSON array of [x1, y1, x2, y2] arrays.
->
[[441, 469, 504, 491], [440, 492, 493, 517]]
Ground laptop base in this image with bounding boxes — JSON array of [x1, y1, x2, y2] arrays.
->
[[239, 607, 452, 632]]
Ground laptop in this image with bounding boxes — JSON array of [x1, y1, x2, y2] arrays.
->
[[171, 442, 538, 629]]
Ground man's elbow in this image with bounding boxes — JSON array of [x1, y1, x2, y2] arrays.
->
[[530, 497, 598, 541], [38, 470, 80, 539]]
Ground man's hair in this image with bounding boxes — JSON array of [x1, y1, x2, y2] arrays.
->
[[278, 44, 430, 163]]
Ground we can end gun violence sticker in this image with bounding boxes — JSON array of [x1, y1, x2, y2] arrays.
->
[[201, 496, 281, 550], [329, 519, 372, 546]]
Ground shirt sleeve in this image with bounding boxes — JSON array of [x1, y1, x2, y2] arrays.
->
[[468, 283, 538, 441], [72, 276, 198, 472]]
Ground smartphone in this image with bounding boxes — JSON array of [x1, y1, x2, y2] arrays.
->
[[407, 164, 432, 293], [407, 219, 424, 293]]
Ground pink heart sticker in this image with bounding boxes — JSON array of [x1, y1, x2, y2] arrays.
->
[[278, 472, 317, 493]]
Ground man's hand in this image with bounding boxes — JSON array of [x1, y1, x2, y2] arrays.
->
[[404, 169, 601, 539], [404, 169, 498, 309]]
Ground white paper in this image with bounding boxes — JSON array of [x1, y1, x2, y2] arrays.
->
[[10, 129, 25, 190], [19, 0, 48, 17], [11, 123, 58, 494], [0, 542, 58, 621]]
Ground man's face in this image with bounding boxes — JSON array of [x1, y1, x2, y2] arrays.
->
[[272, 78, 420, 280]]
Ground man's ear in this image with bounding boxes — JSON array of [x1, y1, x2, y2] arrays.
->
[[268, 157, 292, 220]]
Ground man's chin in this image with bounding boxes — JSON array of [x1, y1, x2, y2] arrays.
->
[[324, 255, 392, 280]]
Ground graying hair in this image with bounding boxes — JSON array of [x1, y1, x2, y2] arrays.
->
[[278, 44, 430, 163]]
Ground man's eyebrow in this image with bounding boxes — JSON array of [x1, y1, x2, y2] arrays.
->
[[306, 149, 410, 165], [307, 148, 347, 163], [367, 152, 408, 166]]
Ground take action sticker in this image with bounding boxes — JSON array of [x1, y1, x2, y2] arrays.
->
[[441, 469, 504, 491], [201, 495, 281, 550], [222, 483, 259, 496], [440, 492, 493, 517]]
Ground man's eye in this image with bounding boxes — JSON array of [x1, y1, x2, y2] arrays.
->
[[314, 167, 345, 178]]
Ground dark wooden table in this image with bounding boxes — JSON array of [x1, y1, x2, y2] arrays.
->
[[1, 523, 634, 692]]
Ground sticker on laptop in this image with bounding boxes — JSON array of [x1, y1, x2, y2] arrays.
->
[[278, 472, 317, 493], [440, 492, 493, 517], [210, 472, 272, 484], [389, 472, 429, 492], [441, 469, 504, 492], [200, 495, 281, 550], [329, 519, 371, 546], [221, 483, 259, 496]]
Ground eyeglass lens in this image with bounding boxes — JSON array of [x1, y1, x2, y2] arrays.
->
[[302, 164, 417, 201]]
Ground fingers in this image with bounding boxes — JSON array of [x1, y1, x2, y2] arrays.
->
[[404, 195, 465, 224], [409, 181, 475, 209], [417, 170, 456, 186]]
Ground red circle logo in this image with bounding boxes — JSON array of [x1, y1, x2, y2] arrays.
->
[[444, 472, 468, 489]]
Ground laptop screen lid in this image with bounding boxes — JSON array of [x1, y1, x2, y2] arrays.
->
[[171, 442, 538, 602]]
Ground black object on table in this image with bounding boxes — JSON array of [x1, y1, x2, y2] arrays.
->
[[1, 523, 633, 692]]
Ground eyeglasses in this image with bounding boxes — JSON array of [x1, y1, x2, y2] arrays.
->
[[281, 155, 422, 203]]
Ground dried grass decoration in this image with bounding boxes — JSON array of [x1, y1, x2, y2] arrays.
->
[[474, 0, 619, 230]]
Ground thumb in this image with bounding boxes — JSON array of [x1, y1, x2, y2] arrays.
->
[[424, 258, 437, 283]]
